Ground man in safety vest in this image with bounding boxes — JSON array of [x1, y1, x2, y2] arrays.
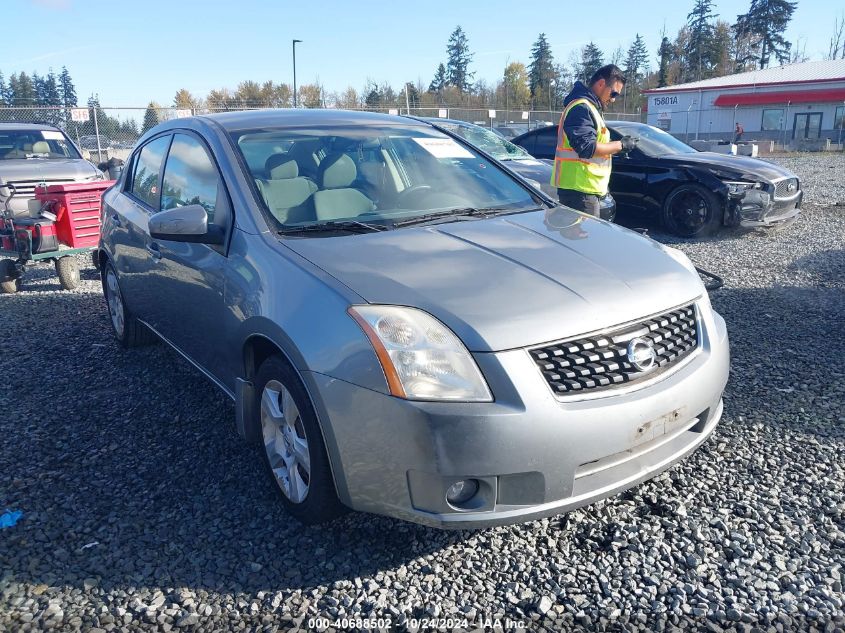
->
[[552, 64, 638, 217]]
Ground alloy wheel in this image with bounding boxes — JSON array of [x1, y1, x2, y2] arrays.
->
[[261, 380, 311, 504], [105, 267, 125, 338]]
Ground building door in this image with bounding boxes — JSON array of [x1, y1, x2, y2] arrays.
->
[[793, 113, 822, 140]]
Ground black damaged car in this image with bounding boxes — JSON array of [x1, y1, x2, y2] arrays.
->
[[511, 121, 802, 237]]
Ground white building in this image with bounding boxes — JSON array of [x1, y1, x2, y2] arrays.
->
[[643, 59, 845, 147]]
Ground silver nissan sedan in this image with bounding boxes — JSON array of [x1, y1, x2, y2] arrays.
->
[[97, 109, 729, 528]]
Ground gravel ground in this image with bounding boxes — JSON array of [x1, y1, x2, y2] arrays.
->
[[1, 154, 843, 632]]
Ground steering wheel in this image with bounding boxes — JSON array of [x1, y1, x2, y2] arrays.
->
[[396, 185, 433, 208]]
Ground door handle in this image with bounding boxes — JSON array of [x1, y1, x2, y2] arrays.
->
[[146, 243, 161, 260]]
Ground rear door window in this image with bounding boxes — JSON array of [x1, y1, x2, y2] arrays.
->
[[129, 135, 171, 210]]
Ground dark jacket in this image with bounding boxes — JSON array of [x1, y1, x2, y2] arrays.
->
[[561, 81, 604, 159]]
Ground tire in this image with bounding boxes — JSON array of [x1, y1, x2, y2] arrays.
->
[[662, 183, 723, 238], [55, 256, 81, 290], [254, 355, 346, 525], [101, 261, 157, 348], [1, 259, 20, 294]]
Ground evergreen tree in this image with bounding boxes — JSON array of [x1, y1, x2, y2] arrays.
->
[[0, 71, 7, 106], [580, 43, 605, 84], [657, 37, 673, 87], [428, 63, 447, 93], [12, 72, 37, 106], [364, 87, 381, 108], [446, 26, 474, 93], [687, 0, 717, 81], [405, 83, 421, 108], [141, 102, 159, 135], [33, 72, 46, 105], [624, 34, 650, 86], [59, 66, 77, 107], [528, 33, 555, 108], [735, 0, 798, 68], [622, 34, 649, 112], [44, 70, 62, 106]]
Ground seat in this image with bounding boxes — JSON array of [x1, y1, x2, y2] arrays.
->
[[312, 154, 376, 221], [255, 157, 318, 224]]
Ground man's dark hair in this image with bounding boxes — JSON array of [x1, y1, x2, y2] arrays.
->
[[589, 64, 626, 86]]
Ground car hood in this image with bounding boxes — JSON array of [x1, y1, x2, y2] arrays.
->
[[661, 152, 795, 181], [0, 158, 100, 183], [284, 208, 704, 352]]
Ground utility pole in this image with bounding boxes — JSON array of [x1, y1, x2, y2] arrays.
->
[[292, 39, 302, 108]]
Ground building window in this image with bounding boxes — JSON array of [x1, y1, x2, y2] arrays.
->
[[761, 109, 784, 131], [835, 106, 845, 132]]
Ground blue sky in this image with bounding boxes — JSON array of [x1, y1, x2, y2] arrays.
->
[[1, 0, 836, 107]]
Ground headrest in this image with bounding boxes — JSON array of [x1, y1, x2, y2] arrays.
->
[[318, 153, 357, 189], [265, 155, 298, 179], [32, 141, 50, 154]]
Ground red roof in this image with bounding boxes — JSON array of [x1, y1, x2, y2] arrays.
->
[[713, 88, 845, 106]]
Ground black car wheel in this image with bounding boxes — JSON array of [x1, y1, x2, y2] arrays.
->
[[662, 184, 722, 238]]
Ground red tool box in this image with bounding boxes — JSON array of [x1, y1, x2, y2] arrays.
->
[[34, 181, 113, 248]]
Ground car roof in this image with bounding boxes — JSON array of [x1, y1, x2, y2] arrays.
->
[[199, 108, 431, 132], [604, 120, 647, 129], [0, 122, 61, 132], [420, 117, 481, 128]]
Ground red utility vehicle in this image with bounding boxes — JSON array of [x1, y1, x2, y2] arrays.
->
[[0, 180, 114, 293]]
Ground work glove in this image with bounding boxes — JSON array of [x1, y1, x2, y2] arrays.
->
[[620, 136, 638, 153]]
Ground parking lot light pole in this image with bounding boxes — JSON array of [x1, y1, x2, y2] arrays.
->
[[292, 39, 302, 108]]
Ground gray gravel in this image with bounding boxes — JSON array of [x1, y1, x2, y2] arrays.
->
[[1, 153, 844, 631]]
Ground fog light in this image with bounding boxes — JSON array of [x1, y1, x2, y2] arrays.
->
[[446, 479, 479, 505]]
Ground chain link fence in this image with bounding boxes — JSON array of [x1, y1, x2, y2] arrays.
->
[[0, 105, 653, 162]]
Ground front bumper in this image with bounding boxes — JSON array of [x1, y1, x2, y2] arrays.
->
[[304, 305, 730, 528], [731, 189, 802, 229]]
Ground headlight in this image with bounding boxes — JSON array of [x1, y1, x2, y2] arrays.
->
[[348, 305, 493, 402], [723, 181, 762, 195]]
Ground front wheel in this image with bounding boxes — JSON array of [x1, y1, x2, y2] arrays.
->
[[55, 256, 80, 290], [662, 184, 723, 238], [1, 259, 20, 294], [255, 356, 346, 525]]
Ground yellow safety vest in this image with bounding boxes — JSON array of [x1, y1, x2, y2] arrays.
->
[[551, 98, 612, 196]]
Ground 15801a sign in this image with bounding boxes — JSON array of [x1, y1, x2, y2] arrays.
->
[[653, 96, 679, 106]]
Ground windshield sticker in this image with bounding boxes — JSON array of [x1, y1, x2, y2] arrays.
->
[[41, 131, 64, 141], [412, 137, 474, 159]]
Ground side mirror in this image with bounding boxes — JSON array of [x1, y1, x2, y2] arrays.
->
[[148, 204, 224, 245]]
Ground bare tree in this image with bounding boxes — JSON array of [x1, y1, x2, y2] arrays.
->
[[828, 12, 845, 60], [789, 37, 809, 63]]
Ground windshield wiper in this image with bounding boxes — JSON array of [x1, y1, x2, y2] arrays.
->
[[277, 219, 388, 235], [392, 206, 539, 228]]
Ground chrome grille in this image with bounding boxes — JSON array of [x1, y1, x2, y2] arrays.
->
[[773, 178, 799, 199], [3, 179, 75, 199], [529, 304, 699, 396]]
